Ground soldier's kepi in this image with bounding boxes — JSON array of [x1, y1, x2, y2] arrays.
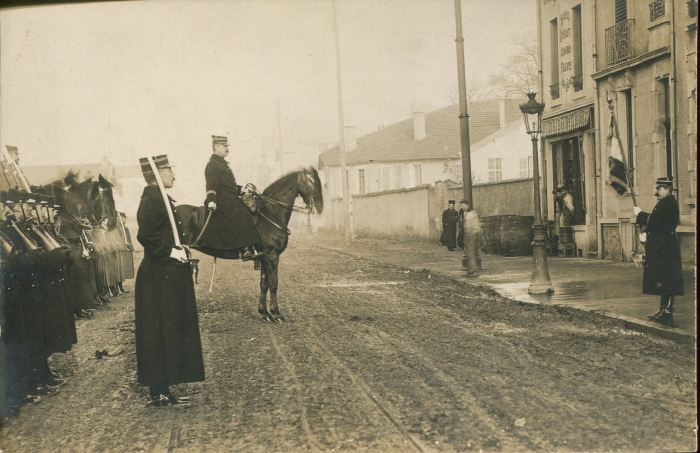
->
[[197, 135, 262, 261]]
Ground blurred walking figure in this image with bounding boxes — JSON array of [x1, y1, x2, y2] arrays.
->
[[440, 200, 458, 251], [461, 200, 480, 277], [633, 177, 684, 326]]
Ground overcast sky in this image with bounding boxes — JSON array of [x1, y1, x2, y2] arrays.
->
[[0, 0, 535, 203]]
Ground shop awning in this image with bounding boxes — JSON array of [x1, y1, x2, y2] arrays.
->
[[542, 106, 592, 137]]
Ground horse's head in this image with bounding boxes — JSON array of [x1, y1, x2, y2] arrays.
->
[[82, 175, 118, 229], [298, 166, 323, 214]]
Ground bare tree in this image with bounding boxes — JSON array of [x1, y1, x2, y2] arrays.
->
[[488, 34, 539, 98], [446, 77, 497, 105]]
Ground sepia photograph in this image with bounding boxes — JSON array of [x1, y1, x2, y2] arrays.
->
[[0, 0, 696, 451]]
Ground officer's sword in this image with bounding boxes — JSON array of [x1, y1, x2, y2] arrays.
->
[[145, 156, 186, 256]]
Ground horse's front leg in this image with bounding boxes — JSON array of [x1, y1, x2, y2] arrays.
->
[[259, 257, 273, 322], [266, 254, 284, 322]]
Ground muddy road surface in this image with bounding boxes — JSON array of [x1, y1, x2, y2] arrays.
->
[[0, 241, 696, 452]]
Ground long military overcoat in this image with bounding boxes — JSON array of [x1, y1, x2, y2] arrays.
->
[[440, 208, 459, 249], [635, 194, 684, 296], [199, 154, 260, 258], [134, 186, 205, 386]]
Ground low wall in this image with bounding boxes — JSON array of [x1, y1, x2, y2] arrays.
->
[[352, 185, 430, 240], [320, 179, 535, 242]]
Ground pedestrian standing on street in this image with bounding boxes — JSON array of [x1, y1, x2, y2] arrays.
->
[[633, 177, 684, 326], [462, 200, 481, 276], [440, 200, 459, 251], [135, 155, 205, 407], [199, 135, 262, 261]]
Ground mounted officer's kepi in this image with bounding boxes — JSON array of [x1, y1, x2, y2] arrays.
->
[[655, 176, 673, 188], [212, 135, 230, 146], [139, 155, 173, 183]]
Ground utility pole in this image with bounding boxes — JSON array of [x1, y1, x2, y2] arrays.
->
[[276, 95, 283, 174], [331, 0, 352, 246], [454, 0, 475, 270]]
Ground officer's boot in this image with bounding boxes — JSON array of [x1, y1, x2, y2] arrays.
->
[[656, 295, 675, 326]]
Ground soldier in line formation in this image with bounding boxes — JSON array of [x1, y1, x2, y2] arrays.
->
[[0, 185, 134, 421]]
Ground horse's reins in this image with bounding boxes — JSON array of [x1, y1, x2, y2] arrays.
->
[[251, 192, 312, 235]]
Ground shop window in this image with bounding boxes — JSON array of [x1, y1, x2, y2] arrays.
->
[[552, 137, 586, 225]]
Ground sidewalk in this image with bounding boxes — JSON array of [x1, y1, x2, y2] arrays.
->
[[302, 232, 696, 343]]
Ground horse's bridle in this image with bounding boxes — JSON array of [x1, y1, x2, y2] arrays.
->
[[250, 169, 318, 234]]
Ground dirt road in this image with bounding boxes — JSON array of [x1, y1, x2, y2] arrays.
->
[[0, 241, 696, 452]]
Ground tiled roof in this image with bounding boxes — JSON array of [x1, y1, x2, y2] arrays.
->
[[319, 99, 524, 169]]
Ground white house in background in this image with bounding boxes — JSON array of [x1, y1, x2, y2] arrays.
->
[[470, 118, 534, 184], [318, 99, 526, 199]]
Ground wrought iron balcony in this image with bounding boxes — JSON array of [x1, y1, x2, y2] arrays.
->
[[549, 83, 560, 100], [605, 19, 634, 67], [649, 0, 665, 21], [689, 0, 698, 17], [572, 73, 583, 92]]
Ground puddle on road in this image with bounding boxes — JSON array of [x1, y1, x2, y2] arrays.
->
[[314, 281, 407, 288], [489, 280, 592, 304]]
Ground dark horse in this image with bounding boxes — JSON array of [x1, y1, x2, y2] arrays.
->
[[178, 167, 323, 322]]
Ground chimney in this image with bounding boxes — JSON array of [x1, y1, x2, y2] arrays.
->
[[412, 100, 426, 141], [500, 99, 516, 128], [344, 126, 358, 151]]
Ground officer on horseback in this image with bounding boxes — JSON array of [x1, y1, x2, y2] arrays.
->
[[199, 135, 261, 261]]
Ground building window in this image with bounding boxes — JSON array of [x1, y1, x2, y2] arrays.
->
[[616, 89, 635, 187], [572, 5, 583, 92], [519, 156, 533, 178], [649, 0, 665, 21], [659, 79, 675, 180], [394, 165, 403, 189], [550, 18, 560, 100], [381, 166, 391, 191], [689, 0, 698, 18], [358, 169, 365, 195], [413, 164, 422, 186], [615, 0, 627, 22], [488, 158, 502, 182]]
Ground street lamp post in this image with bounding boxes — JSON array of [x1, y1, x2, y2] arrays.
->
[[520, 92, 554, 294]]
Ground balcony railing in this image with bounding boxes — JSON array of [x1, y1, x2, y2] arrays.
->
[[572, 73, 583, 92], [689, 0, 698, 17], [649, 0, 665, 21], [550, 83, 560, 100], [605, 19, 634, 67]]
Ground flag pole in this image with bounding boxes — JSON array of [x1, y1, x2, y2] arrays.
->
[[606, 94, 637, 207]]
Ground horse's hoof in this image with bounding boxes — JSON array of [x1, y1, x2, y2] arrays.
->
[[261, 314, 274, 322], [275, 315, 286, 322]]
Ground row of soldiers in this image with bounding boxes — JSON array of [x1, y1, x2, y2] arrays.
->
[[0, 186, 134, 420]]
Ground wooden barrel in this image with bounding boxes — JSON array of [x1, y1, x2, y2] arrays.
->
[[499, 215, 534, 256], [480, 216, 497, 254], [493, 215, 505, 255]]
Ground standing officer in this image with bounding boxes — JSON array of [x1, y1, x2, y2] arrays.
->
[[199, 135, 261, 260], [633, 177, 684, 326], [440, 200, 459, 251], [135, 155, 205, 406]]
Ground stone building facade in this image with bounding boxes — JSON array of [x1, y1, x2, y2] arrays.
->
[[538, 0, 696, 266]]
